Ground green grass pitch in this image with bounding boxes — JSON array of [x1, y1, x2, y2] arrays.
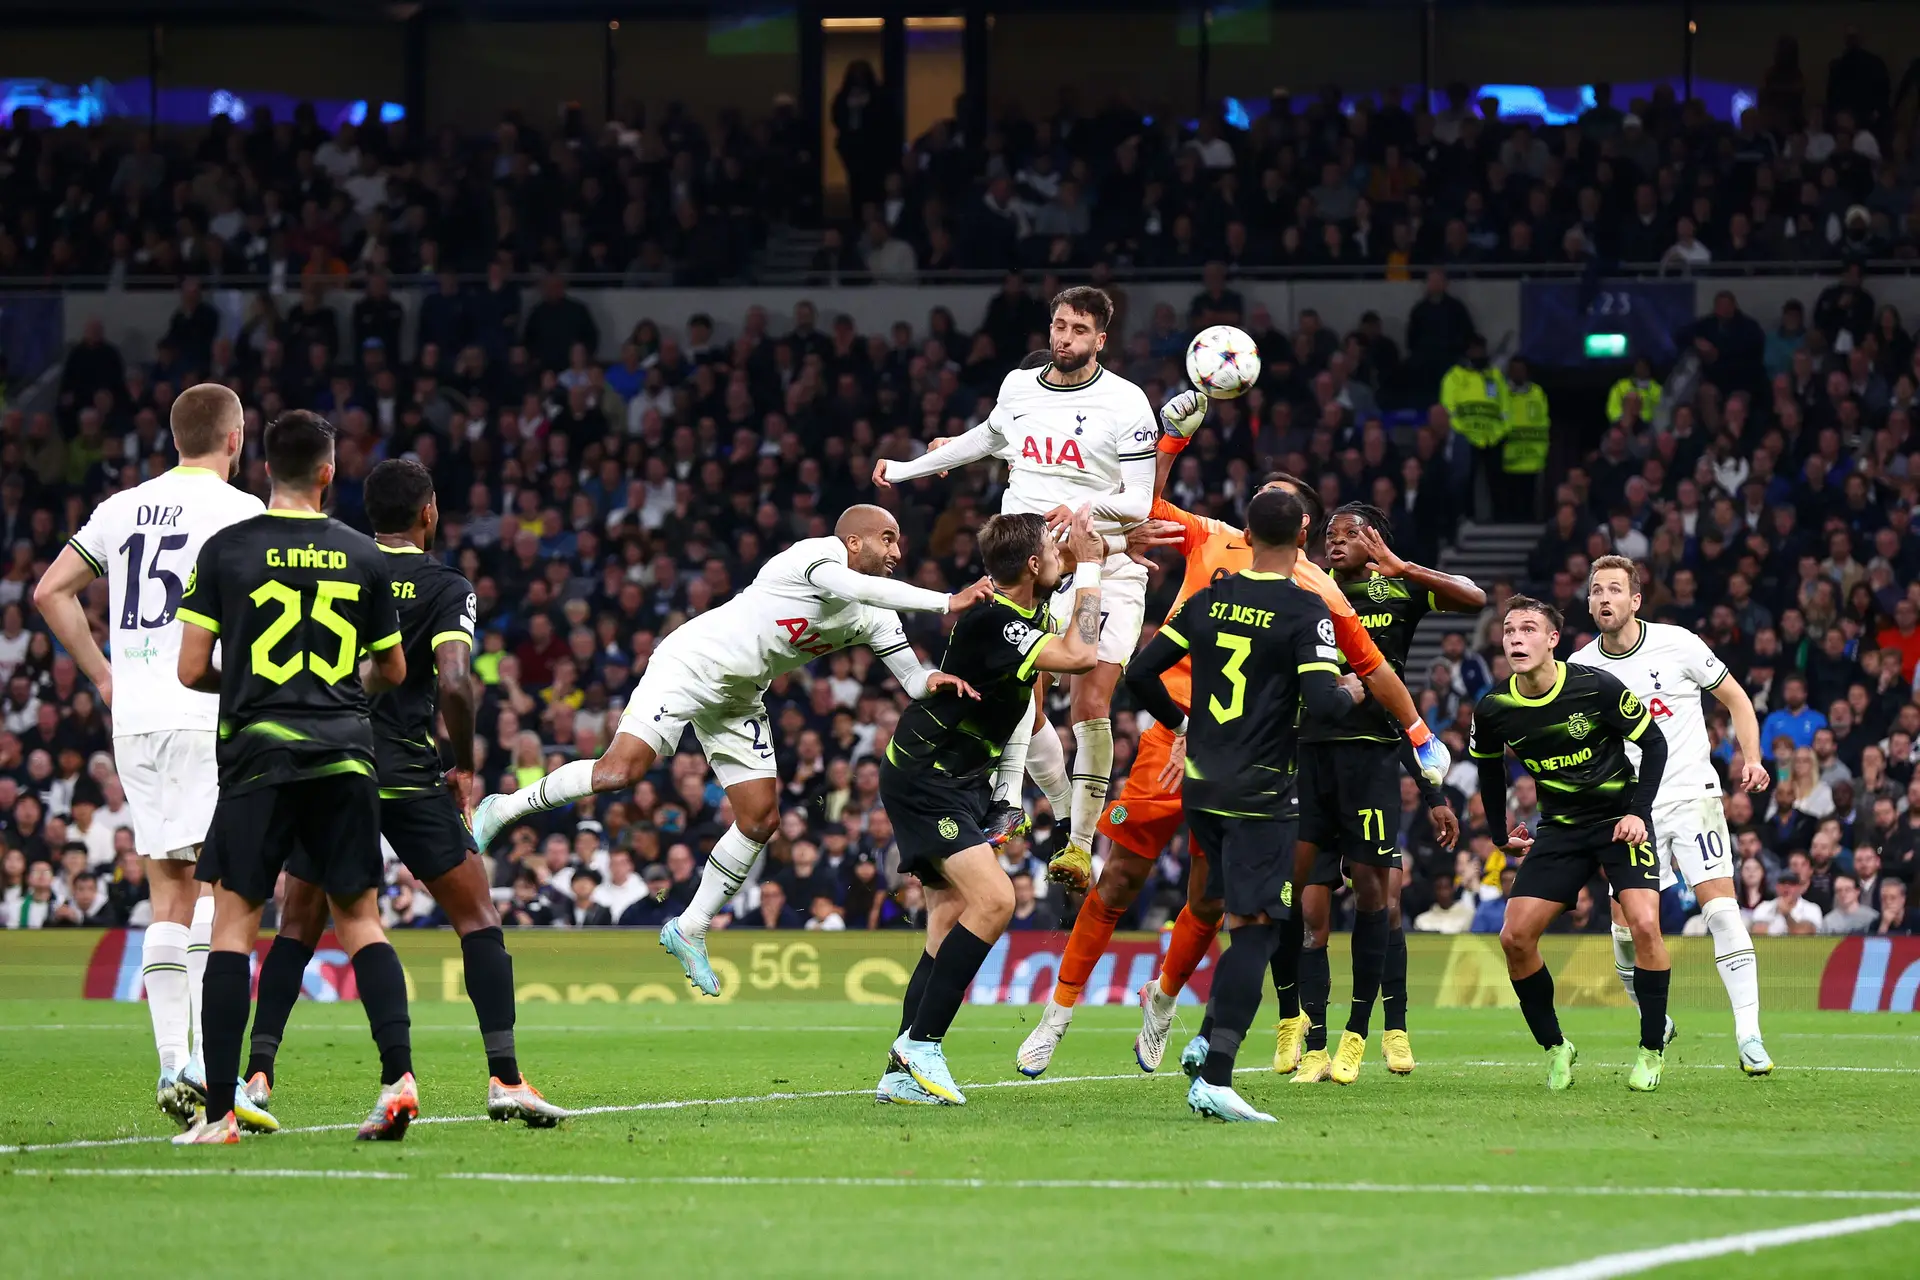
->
[[3, 1000, 1918, 1278]]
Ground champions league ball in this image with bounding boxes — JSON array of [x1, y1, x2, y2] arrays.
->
[[1184, 324, 1261, 399]]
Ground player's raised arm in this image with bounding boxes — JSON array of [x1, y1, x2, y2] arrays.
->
[[1353, 522, 1486, 613], [813, 506, 986, 613], [1029, 508, 1105, 675], [1151, 389, 1209, 498], [33, 544, 112, 701], [873, 418, 1000, 487]]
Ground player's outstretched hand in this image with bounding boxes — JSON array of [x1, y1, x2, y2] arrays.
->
[[1355, 525, 1408, 577], [1065, 504, 1106, 565], [948, 576, 995, 613], [1159, 389, 1209, 439], [925, 672, 981, 701], [1429, 803, 1460, 850], [1043, 503, 1077, 539], [1124, 519, 1187, 565], [1739, 758, 1771, 792], [1503, 822, 1535, 855], [1612, 814, 1648, 846], [871, 457, 893, 488], [1157, 732, 1187, 791]]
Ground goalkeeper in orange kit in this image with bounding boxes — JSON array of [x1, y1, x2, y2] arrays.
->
[[1014, 390, 1452, 1078]]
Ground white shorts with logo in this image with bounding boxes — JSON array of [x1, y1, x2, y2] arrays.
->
[[1651, 790, 1733, 891], [116, 729, 219, 860], [1051, 553, 1149, 667], [614, 653, 778, 789]]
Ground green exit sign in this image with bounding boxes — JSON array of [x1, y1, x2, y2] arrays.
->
[[1585, 333, 1628, 359]]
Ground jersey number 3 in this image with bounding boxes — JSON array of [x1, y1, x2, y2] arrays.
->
[[250, 580, 362, 685], [1208, 633, 1251, 723], [777, 617, 835, 657]]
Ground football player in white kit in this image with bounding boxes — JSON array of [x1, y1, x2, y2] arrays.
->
[[874, 286, 1156, 890], [34, 384, 265, 1124], [1575, 555, 1774, 1074], [469, 504, 991, 995]]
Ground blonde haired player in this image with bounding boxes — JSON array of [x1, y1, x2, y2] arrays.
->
[[35, 384, 266, 1125], [876, 286, 1158, 891], [1575, 555, 1773, 1075]]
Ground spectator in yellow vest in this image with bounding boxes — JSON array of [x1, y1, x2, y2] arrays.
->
[[1500, 355, 1550, 520], [1606, 357, 1663, 426], [1439, 333, 1508, 518]]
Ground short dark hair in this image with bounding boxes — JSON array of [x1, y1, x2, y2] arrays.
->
[[1049, 285, 1113, 333], [1261, 470, 1326, 547], [1503, 594, 1564, 630], [263, 410, 336, 489], [980, 512, 1048, 585], [1245, 488, 1305, 550], [365, 458, 436, 534]]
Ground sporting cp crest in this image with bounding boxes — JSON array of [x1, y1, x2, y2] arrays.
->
[[937, 817, 960, 840], [1109, 806, 1128, 824], [1566, 712, 1592, 741], [1367, 577, 1393, 603]]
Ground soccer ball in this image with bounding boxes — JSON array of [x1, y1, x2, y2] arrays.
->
[[1185, 325, 1261, 399]]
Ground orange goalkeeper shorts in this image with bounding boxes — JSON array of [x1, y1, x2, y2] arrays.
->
[[1096, 721, 1187, 859]]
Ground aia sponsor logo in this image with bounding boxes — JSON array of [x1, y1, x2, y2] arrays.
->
[[1020, 436, 1086, 469]]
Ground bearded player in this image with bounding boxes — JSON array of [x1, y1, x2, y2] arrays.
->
[[1575, 555, 1773, 1074], [1011, 391, 1451, 1077], [876, 287, 1158, 892]]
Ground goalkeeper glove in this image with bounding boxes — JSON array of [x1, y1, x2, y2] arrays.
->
[[1156, 390, 1209, 454]]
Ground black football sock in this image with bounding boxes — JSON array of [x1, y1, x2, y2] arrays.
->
[[1271, 908, 1303, 1019], [889, 949, 935, 1073], [1383, 927, 1410, 1033], [1300, 944, 1331, 1051], [351, 942, 413, 1084], [1634, 966, 1672, 1052], [246, 935, 313, 1086], [461, 926, 519, 1085], [908, 924, 993, 1043], [202, 950, 252, 1121], [1511, 964, 1564, 1049], [1197, 1000, 1216, 1042], [1346, 908, 1389, 1036], [1200, 922, 1277, 1087]]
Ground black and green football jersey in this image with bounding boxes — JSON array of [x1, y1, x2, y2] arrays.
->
[[1468, 661, 1654, 842], [1161, 570, 1341, 820], [1301, 570, 1433, 744], [368, 543, 476, 797], [177, 510, 402, 796], [886, 593, 1055, 781]]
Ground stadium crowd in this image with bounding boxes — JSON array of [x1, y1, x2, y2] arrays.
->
[[3, 27, 1920, 300], [6, 29, 1920, 939]]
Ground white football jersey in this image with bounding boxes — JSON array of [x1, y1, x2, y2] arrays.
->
[[984, 364, 1158, 536], [68, 465, 265, 736], [1571, 621, 1728, 803], [653, 537, 913, 702]]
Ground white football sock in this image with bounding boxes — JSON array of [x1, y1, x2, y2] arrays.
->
[[1068, 718, 1113, 853], [1611, 923, 1638, 1007], [490, 758, 598, 827], [186, 893, 213, 1059], [994, 709, 1035, 807], [679, 824, 767, 939], [1701, 896, 1762, 1041], [142, 921, 192, 1074], [1026, 717, 1072, 825]]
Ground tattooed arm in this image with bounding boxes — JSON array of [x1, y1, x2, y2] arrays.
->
[[1032, 507, 1106, 675]]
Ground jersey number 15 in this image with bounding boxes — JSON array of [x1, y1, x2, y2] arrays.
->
[[119, 533, 188, 630]]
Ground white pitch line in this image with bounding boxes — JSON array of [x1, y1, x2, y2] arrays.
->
[[1491, 1206, 1920, 1279], [12, 1167, 1920, 1204], [4, 1056, 1915, 1158]]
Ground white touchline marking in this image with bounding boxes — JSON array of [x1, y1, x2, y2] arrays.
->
[[1490, 1207, 1920, 1280], [3, 1057, 1915, 1158], [11, 1167, 1920, 1204]]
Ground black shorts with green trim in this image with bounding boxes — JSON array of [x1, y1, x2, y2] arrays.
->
[[284, 788, 472, 888], [879, 759, 992, 891], [1191, 809, 1296, 920], [1511, 825, 1662, 908], [1298, 739, 1404, 882], [198, 772, 381, 903]]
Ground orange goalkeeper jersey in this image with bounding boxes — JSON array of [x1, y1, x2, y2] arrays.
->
[[1149, 497, 1384, 712]]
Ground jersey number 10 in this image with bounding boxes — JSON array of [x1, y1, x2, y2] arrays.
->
[[777, 617, 835, 657]]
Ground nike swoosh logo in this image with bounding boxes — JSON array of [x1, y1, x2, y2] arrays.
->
[[1377, 846, 1397, 858], [1225, 543, 1247, 550]]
